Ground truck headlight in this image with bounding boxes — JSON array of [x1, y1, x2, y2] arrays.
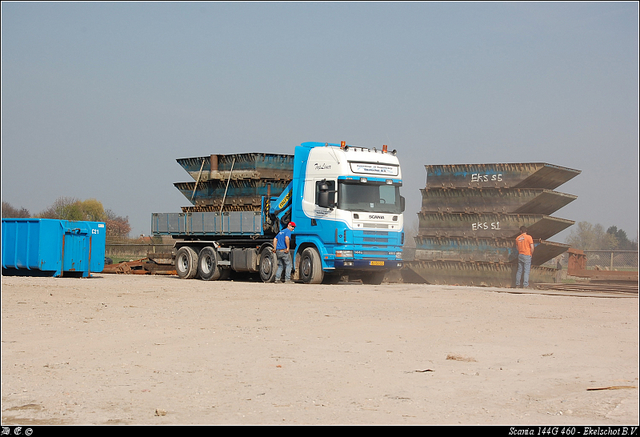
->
[[335, 250, 354, 258], [396, 252, 403, 259]]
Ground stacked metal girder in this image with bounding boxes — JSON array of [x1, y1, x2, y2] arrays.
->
[[403, 163, 581, 287], [173, 153, 294, 212]]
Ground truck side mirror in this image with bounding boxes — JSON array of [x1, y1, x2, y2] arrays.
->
[[317, 181, 336, 208], [400, 196, 406, 212], [317, 191, 336, 209]]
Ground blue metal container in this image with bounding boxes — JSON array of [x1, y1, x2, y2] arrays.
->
[[2, 218, 106, 277]]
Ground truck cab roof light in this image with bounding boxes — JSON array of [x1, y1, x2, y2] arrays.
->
[[383, 145, 388, 153]]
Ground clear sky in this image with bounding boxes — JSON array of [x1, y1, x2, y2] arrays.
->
[[2, 2, 638, 244]]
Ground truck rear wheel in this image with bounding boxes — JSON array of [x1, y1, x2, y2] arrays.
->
[[300, 247, 324, 284], [176, 246, 198, 279], [198, 246, 221, 281], [259, 247, 277, 283]]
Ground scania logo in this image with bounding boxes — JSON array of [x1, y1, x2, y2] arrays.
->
[[369, 214, 384, 220]]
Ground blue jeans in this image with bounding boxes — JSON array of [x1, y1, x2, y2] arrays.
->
[[275, 250, 292, 282], [516, 254, 532, 287]]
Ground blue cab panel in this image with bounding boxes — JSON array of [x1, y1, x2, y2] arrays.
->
[[2, 218, 106, 277]]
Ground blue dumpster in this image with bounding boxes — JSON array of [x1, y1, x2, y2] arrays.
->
[[2, 218, 106, 277]]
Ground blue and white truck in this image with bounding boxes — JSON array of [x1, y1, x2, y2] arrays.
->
[[151, 141, 405, 284]]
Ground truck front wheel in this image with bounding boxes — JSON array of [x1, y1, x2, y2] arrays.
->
[[259, 247, 277, 283], [176, 246, 198, 279], [299, 247, 324, 284]]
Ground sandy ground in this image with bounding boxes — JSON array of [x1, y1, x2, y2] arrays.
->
[[1, 274, 638, 426]]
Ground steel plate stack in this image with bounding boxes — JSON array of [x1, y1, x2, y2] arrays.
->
[[403, 163, 581, 287], [173, 153, 294, 212]]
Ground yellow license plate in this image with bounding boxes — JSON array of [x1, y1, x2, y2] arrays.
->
[[369, 261, 385, 266]]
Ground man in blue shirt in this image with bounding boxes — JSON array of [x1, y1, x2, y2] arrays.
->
[[272, 222, 295, 283]]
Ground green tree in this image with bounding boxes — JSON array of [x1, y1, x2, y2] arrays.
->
[[606, 226, 636, 250], [35, 197, 81, 220], [566, 221, 636, 250], [566, 222, 612, 250], [10, 197, 131, 238], [80, 198, 107, 222], [35, 197, 106, 222]]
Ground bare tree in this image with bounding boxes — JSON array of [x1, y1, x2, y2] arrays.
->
[[105, 209, 132, 238], [2, 201, 31, 218]]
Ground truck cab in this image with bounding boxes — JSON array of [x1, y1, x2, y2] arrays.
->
[[286, 141, 405, 284]]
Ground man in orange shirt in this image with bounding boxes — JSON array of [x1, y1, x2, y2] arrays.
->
[[515, 226, 535, 288]]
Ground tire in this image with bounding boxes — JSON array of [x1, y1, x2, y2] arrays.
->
[[259, 247, 277, 283], [299, 247, 324, 284], [362, 271, 386, 285], [198, 246, 221, 281], [176, 246, 198, 279]]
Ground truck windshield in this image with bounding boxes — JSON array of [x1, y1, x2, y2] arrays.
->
[[337, 181, 402, 214]]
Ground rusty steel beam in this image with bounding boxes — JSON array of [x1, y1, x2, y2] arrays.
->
[[174, 179, 290, 206], [409, 161, 580, 287], [425, 163, 581, 190], [417, 212, 574, 240], [181, 203, 262, 213], [414, 236, 569, 266], [177, 153, 294, 182], [401, 260, 558, 287], [420, 187, 577, 215]]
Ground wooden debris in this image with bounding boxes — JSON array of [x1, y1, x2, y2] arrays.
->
[[586, 385, 637, 391], [446, 354, 477, 362], [536, 282, 638, 294], [102, 257, 176, 276]]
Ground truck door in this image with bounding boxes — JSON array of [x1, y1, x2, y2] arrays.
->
[[309, 178, 336, 241]]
